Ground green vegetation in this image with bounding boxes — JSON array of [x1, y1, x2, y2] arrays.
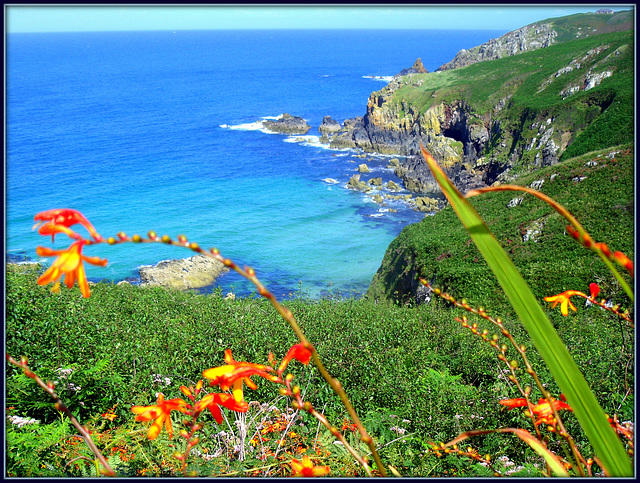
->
[[4, 11, 634, 477], [368, 145, 634, 312], [5, 252, 633, 476]]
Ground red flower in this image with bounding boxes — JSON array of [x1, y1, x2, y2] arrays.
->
[[589, 283, 600, 299], [195, 392, 249, 424], [33, 208, 102, 242], [202, 349, 274, 403], [278, 343, 312, 374], [290, 455, 330, 477], [131, 393, 189, 440], [36, 240, 108, 297]]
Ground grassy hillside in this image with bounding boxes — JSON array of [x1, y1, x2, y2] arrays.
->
[[367, 144, 634, 310], [371, 29, 633, 173], [5, 254, 634, 475]]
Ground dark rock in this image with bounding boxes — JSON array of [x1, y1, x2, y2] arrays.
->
[[318, 116, 342, 134], [262, 113, 311, 134]]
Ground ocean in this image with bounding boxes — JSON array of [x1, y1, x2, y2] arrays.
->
[[5, 29, 504, 298]]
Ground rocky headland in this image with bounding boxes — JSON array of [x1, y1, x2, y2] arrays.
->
[[138, 255, 229, 291], [321, 10, 633, 199]]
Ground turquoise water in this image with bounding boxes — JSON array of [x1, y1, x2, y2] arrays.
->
[[5, 29, 504, 298]]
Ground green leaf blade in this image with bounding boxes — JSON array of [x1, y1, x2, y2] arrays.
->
[[421, 146, 632, 476]]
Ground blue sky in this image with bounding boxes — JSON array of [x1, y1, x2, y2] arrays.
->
[[5, 5, 634, 33]]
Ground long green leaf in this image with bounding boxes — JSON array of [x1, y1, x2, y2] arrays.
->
[[421, 146, 632, 476]]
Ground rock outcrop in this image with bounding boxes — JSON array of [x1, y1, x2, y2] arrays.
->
[[437, 23, 558, 71], [139, 255, 228, 290], [318, 116, 342, 134], [397, 58, 428, 76], [262, 113, 311, 134]]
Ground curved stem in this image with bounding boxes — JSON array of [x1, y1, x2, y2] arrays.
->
[[6, 355, 116, 477], [102, 234, 387, 476]]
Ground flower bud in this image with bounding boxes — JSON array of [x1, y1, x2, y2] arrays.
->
[[132, 234, 142, 243], [162, 235, 172, 243], [107, 237, 116, 244]]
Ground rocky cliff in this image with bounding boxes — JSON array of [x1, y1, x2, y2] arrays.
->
[[325, 17, 633, 197]]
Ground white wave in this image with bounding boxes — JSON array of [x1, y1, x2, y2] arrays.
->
[[363, 75, 394, 83], [221, 120, 279, 134], [283, 134, 321, 144]]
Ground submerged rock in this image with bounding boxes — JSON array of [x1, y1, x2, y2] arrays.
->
[[139, 255, 229, 290]]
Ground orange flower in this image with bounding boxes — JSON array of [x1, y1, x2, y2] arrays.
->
[[278, 343, 313, 374], [203, 349, 274, 403], [33, 208, 102, 242], [131, 393, 189, 440], [543, 290, 586, 316], [290, 455, 330, 477], [498, 398, 530, 410], [36, 240, 108, 297], [195, 392, 249, 423], [589, 283, 600, 299], [500, 396, 573, 427]]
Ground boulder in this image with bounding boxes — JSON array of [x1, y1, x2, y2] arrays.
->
[[358, 163, 371, 173], [412, 196, 441, 213], [139, 255, 229, 290], [346, 174, 371, 192], [368, 177, 383, 186], [318, 116, 342, 134], [262, 113, 311, 134], [386, 180, 402, 191]]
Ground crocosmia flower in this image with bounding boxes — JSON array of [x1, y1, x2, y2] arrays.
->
[[36, 240, 108, 298], [33, 208, 102, 242], [195, 392, 249, 423], [500, 396, 573, 428], [131, 393, 189, 440], [290, 455, 330, 477], [203, 349, 274, 403], [278, 343, 312, 374], [543, 290, 586, 316], [589, 283, 600, 299]]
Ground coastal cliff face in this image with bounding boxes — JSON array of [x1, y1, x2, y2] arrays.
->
[[327, 17, 633, 197], [436, 23, 558, 71]]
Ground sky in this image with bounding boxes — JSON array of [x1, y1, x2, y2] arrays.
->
[[4, 4, 635, 33]]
